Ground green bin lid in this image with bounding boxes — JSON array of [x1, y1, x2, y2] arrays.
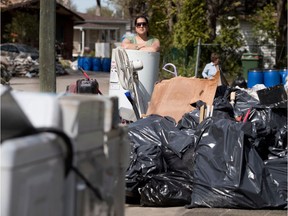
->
[[241, 53, 262, 60]]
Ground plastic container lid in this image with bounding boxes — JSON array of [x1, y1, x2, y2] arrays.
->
[[1, 133, 63, 168]]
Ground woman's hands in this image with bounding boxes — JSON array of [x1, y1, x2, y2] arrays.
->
[[121, 38, 160, 52]]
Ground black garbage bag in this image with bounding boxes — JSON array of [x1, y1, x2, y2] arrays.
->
[[187, 117, 287, 209], [264, 157, 288, 202], [247, 104, 287, 160], [140, 171, 194, 207], [273, 124, 287, 150], [161, 142, 195, 173], [125, 140, 164, 199], [126, 114, 194, 199], [212, 93, 235, 119], [212, 88, 260, 121], [231, 73, 247, 89], [233, 88, 259, 115], [126, 115, 168, 198], [176, 110, 199, 136]]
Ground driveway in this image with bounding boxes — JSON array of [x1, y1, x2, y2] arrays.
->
[[9, 70, 110, 95]]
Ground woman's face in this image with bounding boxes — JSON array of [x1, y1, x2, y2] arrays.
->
[[135, 17, 148, 35]]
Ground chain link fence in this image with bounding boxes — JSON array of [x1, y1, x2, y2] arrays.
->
[[160, 44, 287, 84]]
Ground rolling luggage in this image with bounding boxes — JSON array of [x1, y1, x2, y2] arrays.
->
[[66, 67, 102, 95]]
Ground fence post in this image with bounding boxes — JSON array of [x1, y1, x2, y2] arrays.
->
[[195, 38, 201, 77]]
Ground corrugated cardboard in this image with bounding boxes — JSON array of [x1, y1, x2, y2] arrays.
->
[[146, 72, 219, 122]]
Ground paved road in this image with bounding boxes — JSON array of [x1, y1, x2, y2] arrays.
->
[[9, 70, 111, 95], [8, 70, 287, 216]]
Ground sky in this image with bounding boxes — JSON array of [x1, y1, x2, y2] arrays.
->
[[72, 0, 112, 13]]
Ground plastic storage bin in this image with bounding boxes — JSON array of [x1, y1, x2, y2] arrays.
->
[[59, 95, 127, 216], [1, 133, 66, 216]]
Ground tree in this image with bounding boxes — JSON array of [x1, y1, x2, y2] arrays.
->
[[3, 12, 39, 46], [95, 0, 101, 16], [57, 0, 77, 11], [109, 0, 286, 75], [213, 16, 245, 77], [86, 6, 113, 17], [251, 3, 279, 46], [204, 0, 254, 42], [172, 0, 208, 48], [276, 0, 287, 67], [250, 1, 287, 68]]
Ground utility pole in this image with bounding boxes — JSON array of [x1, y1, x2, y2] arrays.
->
[[39, 0, 56, 92]]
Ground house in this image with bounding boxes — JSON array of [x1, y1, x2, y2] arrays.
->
[[238, 17, 277, 68], [73, 13, 130, 58], [0, 0, 84, 59]]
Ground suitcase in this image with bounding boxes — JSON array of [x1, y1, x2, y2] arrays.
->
[[66, 78, 102, 95]]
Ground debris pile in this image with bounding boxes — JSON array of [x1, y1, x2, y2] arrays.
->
[[125, 85, 287, 209], [1, 57, 12, 85], [0, 55, 68, 79]]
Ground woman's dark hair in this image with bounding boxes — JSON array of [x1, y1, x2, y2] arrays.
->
[[134, 15, 149, 26]]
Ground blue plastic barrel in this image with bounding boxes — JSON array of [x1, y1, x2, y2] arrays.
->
[[77, 56, 83, 69], [102, 58, 111, 72], [263, 69, 280, 87], [92, 57, 102, 72], [247, 69, 263, 88], [82, 57, 93, 71], [279, 68, 288, 84]]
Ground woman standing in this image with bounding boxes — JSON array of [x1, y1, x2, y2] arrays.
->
[[121, 15, 160, 52]]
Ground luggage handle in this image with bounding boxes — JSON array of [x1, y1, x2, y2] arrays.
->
[[79, 67, 90, 80]]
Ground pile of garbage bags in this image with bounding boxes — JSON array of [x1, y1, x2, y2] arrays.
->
[[125, 86, 287, 209]]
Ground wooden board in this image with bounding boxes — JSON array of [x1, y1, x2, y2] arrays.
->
[[146, 73, 219, 122]]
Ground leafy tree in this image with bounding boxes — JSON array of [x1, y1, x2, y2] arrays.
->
[[213, 16, 245, 78], [172, 0, 208, 48], [108, 0, 286, 74], [204, 0, 243, 42], [57, 0, 77, 11], [86, 6, 114, 17], [275, 0, 287, 67], [3, 12, 38, 46], [250, 1, 287, 68], [251, 3, 279, 46]]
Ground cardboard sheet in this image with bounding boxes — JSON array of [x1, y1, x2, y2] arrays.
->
[[146, 73, 219, 122]]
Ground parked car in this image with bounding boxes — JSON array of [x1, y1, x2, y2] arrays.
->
[[0, 43, 39, 60]]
